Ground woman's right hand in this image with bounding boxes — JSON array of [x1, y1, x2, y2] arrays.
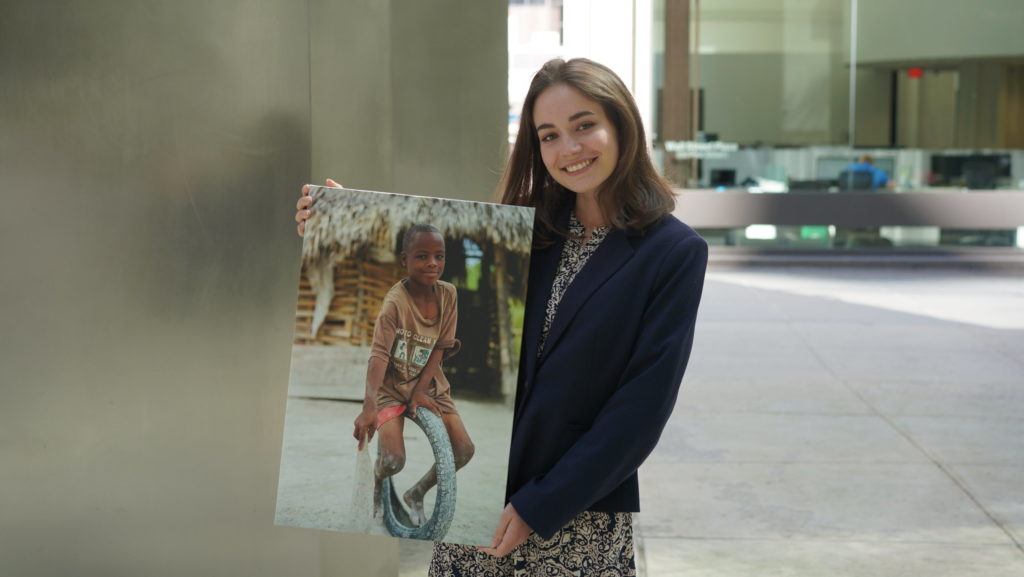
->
[[353, 404, 378, 451], [296, 178, 343, 237]]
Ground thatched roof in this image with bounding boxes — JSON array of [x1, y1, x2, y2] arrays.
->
[[302, 187, 535, 265]]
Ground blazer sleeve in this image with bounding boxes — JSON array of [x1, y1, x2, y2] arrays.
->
[[508, 235, 709, 539]]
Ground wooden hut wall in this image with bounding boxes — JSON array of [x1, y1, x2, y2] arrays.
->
[[294, 255, 403, 346]]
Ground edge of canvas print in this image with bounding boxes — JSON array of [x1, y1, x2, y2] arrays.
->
[[275, 186, 535, 546]]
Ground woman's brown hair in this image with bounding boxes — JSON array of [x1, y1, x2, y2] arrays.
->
[[499, 58, 676, 247]]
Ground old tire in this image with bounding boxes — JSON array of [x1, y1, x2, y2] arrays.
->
[[380, 407, 457, 541]]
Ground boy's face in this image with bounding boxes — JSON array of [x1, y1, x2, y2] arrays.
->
[[403, 232, 446, 287]]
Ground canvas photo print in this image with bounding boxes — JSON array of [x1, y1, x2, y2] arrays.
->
[[275, 187, 534, 546]]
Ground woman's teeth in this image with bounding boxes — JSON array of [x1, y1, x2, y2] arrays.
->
[[564, 159, 594, 174]]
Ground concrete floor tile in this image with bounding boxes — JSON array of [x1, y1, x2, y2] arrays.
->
[[650, 414, 926, 464], [791, 321, 990, 353], [948, 465, 1024, 544], [694, 321, 811, 356], [697, 282, 789, 322], [637, 462, 1009, 544], [677, 377, 872, 415], [892, 417, 1024, 465], [851, 379, 1024, 419], [683, 354, 835, 383], [638, 537, 1024, 577], [810, 347, 1023, 384]]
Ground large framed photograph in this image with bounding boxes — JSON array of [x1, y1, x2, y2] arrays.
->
[[275, 187, 534, 546]]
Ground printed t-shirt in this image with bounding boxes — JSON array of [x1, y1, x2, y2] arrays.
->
[[370, 279, 460, 414]]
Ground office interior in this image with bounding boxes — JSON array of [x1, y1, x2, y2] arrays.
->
[[645, 0, 1024, 250]]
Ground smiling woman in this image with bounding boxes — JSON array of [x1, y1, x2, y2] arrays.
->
[[499, 59, 676, 248], [428, 58, 707, 575], [535, 84, 619, 198], [296, 58, 708, 577]]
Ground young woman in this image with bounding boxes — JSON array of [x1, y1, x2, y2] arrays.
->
[[297, 58, 708, 576], [351, 224, 474, 526]]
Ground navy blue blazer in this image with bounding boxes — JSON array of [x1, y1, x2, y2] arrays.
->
[[505, 210, 708, 540]]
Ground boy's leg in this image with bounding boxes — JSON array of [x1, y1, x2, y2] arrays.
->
[[404, 412, 475, 525], [374, 416, 406, 516]]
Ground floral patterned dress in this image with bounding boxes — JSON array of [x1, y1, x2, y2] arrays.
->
[[429, 212, 636, 576]]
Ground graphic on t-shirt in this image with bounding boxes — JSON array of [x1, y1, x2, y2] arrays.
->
[[412, 345, 432, 367], [393, 338, 408, 362]]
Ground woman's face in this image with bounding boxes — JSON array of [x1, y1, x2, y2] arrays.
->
[[402, 232, 446, 288], [533, 83, 619, 198]]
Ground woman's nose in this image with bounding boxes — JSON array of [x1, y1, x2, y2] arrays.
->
[[564, 136, 582, 154]]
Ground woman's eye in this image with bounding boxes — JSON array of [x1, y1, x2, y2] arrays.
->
[[540, 133, 557, 142], [577, 121, 595, 131]]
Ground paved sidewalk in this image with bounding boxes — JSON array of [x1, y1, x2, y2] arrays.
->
[[400, 267, 1024, 576]]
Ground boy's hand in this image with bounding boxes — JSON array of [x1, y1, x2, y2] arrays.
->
[[296, 178, 342, 237], [352, 405, 378, 451], [408, 390, 442, 418]]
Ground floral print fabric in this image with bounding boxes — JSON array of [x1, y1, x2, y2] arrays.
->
[[429, 512, 635, 576], [537, 211, 610, 357]]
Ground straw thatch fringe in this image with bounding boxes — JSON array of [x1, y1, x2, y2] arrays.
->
[[306, 260, 335, 338], [301, 187, 534, 265]]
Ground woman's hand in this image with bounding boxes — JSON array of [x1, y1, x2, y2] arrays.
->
[[352, 403, 378, 451], [478, 503, 533, 557], [296, 178, 342, 237]]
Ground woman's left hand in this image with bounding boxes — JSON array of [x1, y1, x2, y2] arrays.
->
[[478, 503, 532, 557]]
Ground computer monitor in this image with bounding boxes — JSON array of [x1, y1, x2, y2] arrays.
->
[[930, 154, 1010, 189]]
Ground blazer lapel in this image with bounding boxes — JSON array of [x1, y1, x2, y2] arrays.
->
[[521, 239, 561, 375], [513, 232, 563, 416], [537, 228, 635, 366]]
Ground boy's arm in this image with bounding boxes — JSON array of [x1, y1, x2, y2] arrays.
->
[[355, 300, 398, 448], [411, 347, 445, 395], [363, 356, 388, 407]]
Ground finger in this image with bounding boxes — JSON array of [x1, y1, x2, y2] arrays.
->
[[495, 529, 523, 558], [491, 513, 512, 548], [295, 209, 310, 224], [297, 222, 304, 237], [325, 178, 342, 188], [301, 183, 311, 196], [428, 400, 442, 417], [496, 541, 514, 558], [296, 195, 313, 210]]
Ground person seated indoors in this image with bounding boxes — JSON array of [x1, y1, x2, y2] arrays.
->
[[842, 154, 891, 190]]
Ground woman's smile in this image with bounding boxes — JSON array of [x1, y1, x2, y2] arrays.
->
[[562, 158, 596, 175]]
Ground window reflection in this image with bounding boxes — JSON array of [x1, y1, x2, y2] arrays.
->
[[651, 0, 1024, 192]]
